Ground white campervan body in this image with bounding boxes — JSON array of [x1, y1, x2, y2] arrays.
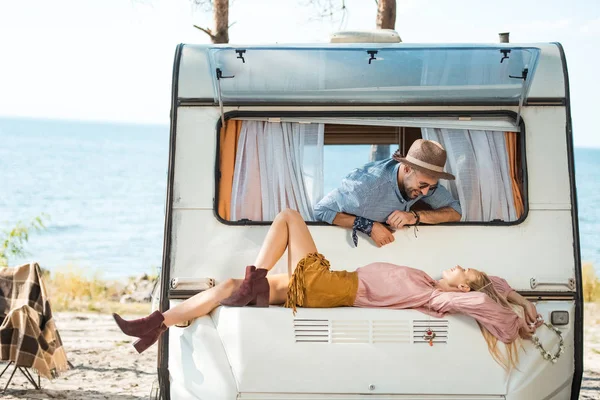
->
[[156, 39, 583, 399]]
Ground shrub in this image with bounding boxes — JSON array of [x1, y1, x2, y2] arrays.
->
[[582, 263, 600, 302]]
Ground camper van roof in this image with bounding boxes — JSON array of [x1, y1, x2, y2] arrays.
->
[[176, 43, 565, 105]]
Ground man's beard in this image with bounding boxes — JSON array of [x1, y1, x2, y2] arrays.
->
[[407, 188, 420, 199], [400, 186, 420, 200]]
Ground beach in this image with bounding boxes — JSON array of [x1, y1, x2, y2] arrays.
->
[[2, 312, 158, 400]]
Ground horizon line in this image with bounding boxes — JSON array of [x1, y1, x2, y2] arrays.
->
[[1, 114, 598, 150]]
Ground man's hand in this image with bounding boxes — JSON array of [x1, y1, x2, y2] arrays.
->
[[371, 222, 395, 247], [386, 210, 417, 230]]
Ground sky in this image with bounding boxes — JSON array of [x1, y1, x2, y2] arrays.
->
[[0, 0, 599, 147]]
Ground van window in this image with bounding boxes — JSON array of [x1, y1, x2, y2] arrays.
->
[[209, 47, 540, 105], [216, 118, 524, 224]]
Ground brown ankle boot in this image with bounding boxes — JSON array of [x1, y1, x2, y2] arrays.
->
[[113, 310, 164, 337], [220, 267, 270, 307], [133, 323, 167, 354], [245, 266, 260, 306]]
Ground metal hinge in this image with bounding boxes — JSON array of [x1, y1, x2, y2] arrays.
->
[[215, 68, 235, 127], [510, 67, 529, 127]]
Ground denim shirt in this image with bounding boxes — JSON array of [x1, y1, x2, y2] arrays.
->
[[314, 159, 462, 224]]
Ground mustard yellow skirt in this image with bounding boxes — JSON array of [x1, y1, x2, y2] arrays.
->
[[284, 253, 359, 314]]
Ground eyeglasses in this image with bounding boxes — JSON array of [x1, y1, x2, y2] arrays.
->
[[417, 181, 438, 194]]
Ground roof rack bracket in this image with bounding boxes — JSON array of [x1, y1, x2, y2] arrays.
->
[[367, 50, 378, 64]]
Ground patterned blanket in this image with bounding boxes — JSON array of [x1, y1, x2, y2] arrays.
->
[[0, 262, 69, 379]]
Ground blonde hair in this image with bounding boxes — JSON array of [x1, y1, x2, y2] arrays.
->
[[466, 270, 521, 371]]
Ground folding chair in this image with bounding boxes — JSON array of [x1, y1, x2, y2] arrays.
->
[[0, 360, 42, 393]]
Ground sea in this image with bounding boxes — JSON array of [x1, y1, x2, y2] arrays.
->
[[1, 117, 599, 280]]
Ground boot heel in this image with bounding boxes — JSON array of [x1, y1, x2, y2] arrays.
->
[[133, 337, 152, 354], [132, 324, 167, 354], [253, 290, 269, 307]]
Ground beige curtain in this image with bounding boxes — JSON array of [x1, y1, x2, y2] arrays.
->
[[505, 132, 524, 218], [218, 120, 243, 220]]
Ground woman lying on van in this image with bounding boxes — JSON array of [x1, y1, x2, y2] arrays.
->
[[113, 209, 542, 370]]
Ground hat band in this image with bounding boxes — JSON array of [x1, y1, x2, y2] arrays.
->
[[405, 155, 445, 173]]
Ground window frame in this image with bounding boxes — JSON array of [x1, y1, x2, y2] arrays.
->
[[213, 110, 528, 227]]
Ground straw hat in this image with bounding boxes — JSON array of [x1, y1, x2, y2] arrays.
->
[[393, 139, 455, 180]]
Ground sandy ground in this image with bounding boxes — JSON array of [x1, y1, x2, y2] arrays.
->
[[1, 309, 599, 400], [2, 313, 158, 399], [583, 304, 600, 399]]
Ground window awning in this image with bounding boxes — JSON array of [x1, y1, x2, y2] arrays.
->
[[210, 46, 539, 105]]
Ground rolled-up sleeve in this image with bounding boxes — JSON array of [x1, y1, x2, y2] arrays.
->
[[314, 193, 341, 224], [421, 185, 462, 216], [314, 172, 368, 224]]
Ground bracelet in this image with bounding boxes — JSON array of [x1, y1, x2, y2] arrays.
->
[[352, 216, 375, 247], [410, 210, 420, 226]]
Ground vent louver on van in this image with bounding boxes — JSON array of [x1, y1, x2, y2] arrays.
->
[[331, 320, 370, 344], [413, 320, 449, 344], [294, 319, 448, 344], [293, 319, 329, 343], [372, 320, 411, 343]]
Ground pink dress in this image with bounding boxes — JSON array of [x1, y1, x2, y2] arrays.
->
[[352, 263, 526, 343]]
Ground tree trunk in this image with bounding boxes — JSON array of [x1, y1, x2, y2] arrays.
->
[[212, 0, 229, 44], [371, 0, 397, 162], [376, 0, 396, 29]]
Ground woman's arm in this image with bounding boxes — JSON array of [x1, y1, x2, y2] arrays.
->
[[506, 291, 544, 329], [488, 276, 544, 329], [488, 275, 515, 297], [432, 291, 530, 343]]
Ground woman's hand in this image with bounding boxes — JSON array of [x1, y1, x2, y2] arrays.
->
[[519, 323, 536, 340], [517, 300, 544, 340], [507, 291, 544, 331], [523, 300, 544, 329]]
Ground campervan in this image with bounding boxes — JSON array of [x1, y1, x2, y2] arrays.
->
[[155, 32, 583, 399]]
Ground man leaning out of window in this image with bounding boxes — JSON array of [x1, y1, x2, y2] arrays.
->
[[314, 139, 461, 248]]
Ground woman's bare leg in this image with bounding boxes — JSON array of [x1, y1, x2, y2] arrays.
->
[[162, 278, 242, 327], [267, 274, 291, 305], [163, 209, 315, 326], [254, 209, 318, 276], [162, 274, 289, 327]]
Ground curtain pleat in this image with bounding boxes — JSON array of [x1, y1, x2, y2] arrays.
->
[[421, 128, 518, 222], [217, 120, 243, 220], [505, 131, 524, 218], [231, 121, 324, 221]]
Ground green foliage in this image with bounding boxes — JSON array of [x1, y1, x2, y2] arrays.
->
[[0, 214, 48, 267]]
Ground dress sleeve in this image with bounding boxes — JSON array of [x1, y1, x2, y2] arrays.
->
[[431, 291, 526, 344], [487, 276, 516, 298]]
